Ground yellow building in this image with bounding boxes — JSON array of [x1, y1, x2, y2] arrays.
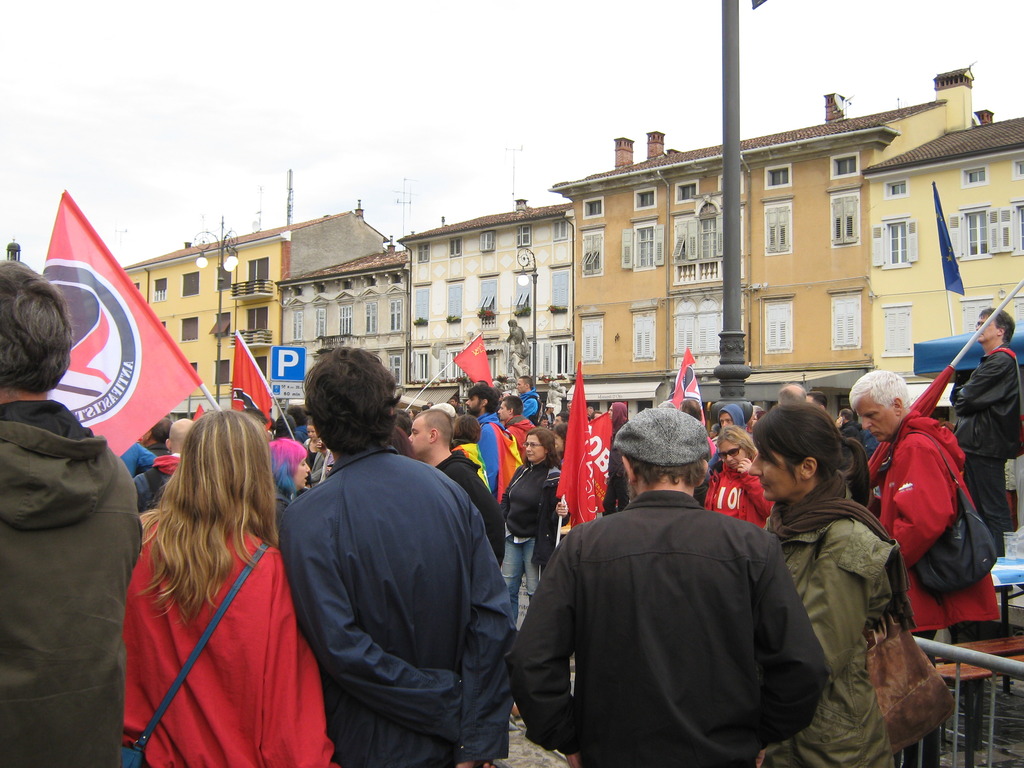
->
[[551, 68, 981, 410], [863, 111, 1024, 401]]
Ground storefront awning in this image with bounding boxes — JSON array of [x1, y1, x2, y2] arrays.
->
[[567, 380, 664, 403]]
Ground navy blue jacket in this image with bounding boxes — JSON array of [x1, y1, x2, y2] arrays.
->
[[281, 447, 516, 768]]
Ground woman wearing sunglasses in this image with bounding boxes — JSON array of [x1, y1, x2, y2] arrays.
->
[[705, 425, 772, 527]]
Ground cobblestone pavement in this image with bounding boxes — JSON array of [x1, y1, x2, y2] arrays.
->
[[495, 716, 566, 768]]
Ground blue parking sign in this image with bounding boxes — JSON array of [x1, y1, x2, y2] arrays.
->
[[270, 346, 306, 382]]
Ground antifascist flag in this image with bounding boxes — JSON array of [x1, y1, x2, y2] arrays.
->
[[934, 182, 965, 295], [232, 331, 274, 423], [453, 334, 493, 385], [671, 348, 703, 420], [556, 362, 610, 526], [44, 191, 203, 455]]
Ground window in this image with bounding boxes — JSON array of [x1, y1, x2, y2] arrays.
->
[[389, 354, 402, 383], [765, 165, 791, 188], [765, 301, 793, 353], [623, 225, 663, 270], [1014, 160, 1024, 180], [248, 258, 269, 281], [449, 238, 462, 258], [962, 166, 988, 187], [417, 243, 430, 263], [965, 210, 989, 256], [885, 180, 908, 199], [339, 305, 353, 335], [479, 279, 497, 312], [831, 195, 859, 246], [181, 317, 199, 341], [1018, 206, 1024, 252], [553, 220, 568, 241], [447, 283, 463, 317], [388, 299, 402, 332], [960, 298, 991, 334], [765, 204, 792, 254], [413, 350, 430, 380], [700, 214, 722, 260], [247, 306, 269, 330], [883, 305, 912, 356], [365, 302, 378, 334], [133, 282, 140, 292], [633, 313, 655, 360], [582, 231, 603, 276], [832, 294, 861, 349], [832, 155, 858, 178], [210, 311, 231, 336], [182, 271, 200, 297], [479, 231, 495, 252], [551, 270, 569, 308], [514, 278, 531, 310], [584, 198, 604, 218], [544, 341, 573, 376], [872, 219, 918, 267], [414, 288, 429, 323], [636, 189, 656, 210], [315, 307, 327, 337], [582, 318, 603, 363], [153, 278, 167, 302], [677, 182, 698, 202], [292, 310, 304, 341], [635, 226, 656, 268], [217, 264, 232, 291], [215, 359, 230, 386], [675, 299, 721, 354], [517, 225, 532, 247]]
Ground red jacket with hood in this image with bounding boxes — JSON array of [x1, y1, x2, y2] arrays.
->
[[705, 464, 772, 527], [872, 415, 998, 631]]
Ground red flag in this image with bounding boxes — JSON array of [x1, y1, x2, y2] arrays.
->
[[588, 412, 612, 514], [232, 331, 274, 423], [44, 192, 203, 455], [557, 362, 610, 526], [453, 334, 493, 385], [671, 348, 703, 420], [193, 404, 205, 420]]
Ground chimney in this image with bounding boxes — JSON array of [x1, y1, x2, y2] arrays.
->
[[824, 94, 845, 123], [934, 68, 974, 132], [387, 237, 395, 255], [647, 131, 665, 159], [975, 109, 994, 126], [614, 137, 634, 168], [355, 199, 364, 219], [515, 198, 528, 212]]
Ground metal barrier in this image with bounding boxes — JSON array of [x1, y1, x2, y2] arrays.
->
[[915, 637, 1024, 767]]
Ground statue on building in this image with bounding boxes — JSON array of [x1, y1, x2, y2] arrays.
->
[[507, 319, 530, 378]]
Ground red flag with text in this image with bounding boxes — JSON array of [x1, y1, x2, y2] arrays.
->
[[232, 331, 274, 423], [453, 334, 493, 385], [44, 192, 203, 455], [556, 362, 612, 526], [671, 348, 703, 420]]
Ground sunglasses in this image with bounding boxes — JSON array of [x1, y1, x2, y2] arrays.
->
[[720, 447, 743, 458]]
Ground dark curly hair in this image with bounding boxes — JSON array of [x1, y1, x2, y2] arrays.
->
[[466, 382, 500, 413], [304, 348, 398, 455], [0, 262, 73, 393]]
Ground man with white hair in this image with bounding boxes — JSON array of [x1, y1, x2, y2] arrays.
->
[[508, 408, 827, 767], [851, 371, 997, 632]]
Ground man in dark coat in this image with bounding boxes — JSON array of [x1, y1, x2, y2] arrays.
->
[[508, 408, 827, 768], [0, 262, 141, 768], [410, 408, 506, 564], [280, 348, 515, 768], [133, 418, 193, 512], [953, 308, 1020, 555]]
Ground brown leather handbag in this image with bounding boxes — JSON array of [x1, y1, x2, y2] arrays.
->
[[865, 615, 954, 753]]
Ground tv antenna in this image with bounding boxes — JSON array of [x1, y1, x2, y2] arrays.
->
[[394, 178, 417, 236], [254, 185, 263, 232], [506, 146, 523, 200]]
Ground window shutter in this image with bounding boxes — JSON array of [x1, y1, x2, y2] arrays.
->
[[673, 222, 687, 263], [872, 226, 884, 266], [621, 230, 633, 269], [541, 342, 551, 375], [907, 220, 919, 263], [687, 219, 700, 261], [845, 197, 858, 242], [831, 198, 843, 245], [779, 206, 791, 251], [948, 214, 961, 258], [675, 314, 695, 354], [654, 226, 665, 266], [766, 208, 778, 252], [999, 207, 1013, 251], [715, 215, 724, 257]]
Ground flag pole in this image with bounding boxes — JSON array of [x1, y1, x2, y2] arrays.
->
[[198, 382, 222, 411], [403, 360, 457, 411]]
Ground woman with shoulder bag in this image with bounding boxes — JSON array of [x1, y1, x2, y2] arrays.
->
[[122, 410, 339, 768]]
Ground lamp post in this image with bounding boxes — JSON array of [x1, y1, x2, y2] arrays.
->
[[193, 217, 238, 405], [516, 248, 538, 376]]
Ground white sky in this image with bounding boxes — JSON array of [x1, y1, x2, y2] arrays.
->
[[4, 0, 1022, 273]]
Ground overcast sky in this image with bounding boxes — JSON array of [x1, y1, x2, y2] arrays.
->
[[5, 0, 1022, 273]]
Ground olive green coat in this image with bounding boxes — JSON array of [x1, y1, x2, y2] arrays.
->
[[764, 518, 894, 768]]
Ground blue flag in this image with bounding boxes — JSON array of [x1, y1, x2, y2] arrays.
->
[[933, 182, 964, 295]]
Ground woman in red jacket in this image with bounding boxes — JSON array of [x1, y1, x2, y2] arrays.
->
[[123, 410, 339, 768], [705, 425, 772, 526]]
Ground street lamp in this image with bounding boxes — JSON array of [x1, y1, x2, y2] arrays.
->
[[194, 217, 238, 405], [516, 248, 538, 376]]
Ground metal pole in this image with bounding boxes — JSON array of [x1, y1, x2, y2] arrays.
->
[[216, 216, 225, 406], [531, 271, 538, 376]]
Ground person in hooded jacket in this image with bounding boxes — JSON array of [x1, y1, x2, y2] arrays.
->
[[133, 418, 192, 512], [705, 425, 771, 527], [0, 262, 141, 768], [603, 402, 630, 515], [501, 426, 562, 619]]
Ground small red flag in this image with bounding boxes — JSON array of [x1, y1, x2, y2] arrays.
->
[[44, 192, 203, 455], [193, 404, 205, 420], [453, 334, 493, 385], [231, 331, 274, 423], [557, 362, 610, 526], [671, 348, 703, 420]]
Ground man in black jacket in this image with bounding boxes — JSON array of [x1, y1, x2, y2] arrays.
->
[[507, 408, 827, 768], [953, 308, 1020, 555], [410, 408, 505, 564]]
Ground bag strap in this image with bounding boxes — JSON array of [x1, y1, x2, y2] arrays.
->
[[132, 542, 269, 751], [909, 431, 971, 516]]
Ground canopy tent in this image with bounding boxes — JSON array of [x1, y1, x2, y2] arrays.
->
[[913, 333, 1024, 376]]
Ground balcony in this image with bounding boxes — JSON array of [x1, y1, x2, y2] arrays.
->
[[317, 334, 356, 354], [231, 279, 275, 301], [235, 329, 273, 347], [675, 259, 722, 286]]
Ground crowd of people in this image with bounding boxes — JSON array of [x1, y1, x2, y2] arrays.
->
[[1, 258, 1020, 768]]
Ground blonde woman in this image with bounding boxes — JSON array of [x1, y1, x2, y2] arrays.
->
[[705, 425, 772, 526], [122, 410, 338, 768]]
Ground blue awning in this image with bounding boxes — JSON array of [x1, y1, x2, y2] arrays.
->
[[913, 332, 1024, 376]]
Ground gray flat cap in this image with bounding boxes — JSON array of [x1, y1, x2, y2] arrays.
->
[[613, 408, 710, 465]]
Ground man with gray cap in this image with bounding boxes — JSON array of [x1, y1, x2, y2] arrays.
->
[[508, 408, 827, 768]]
